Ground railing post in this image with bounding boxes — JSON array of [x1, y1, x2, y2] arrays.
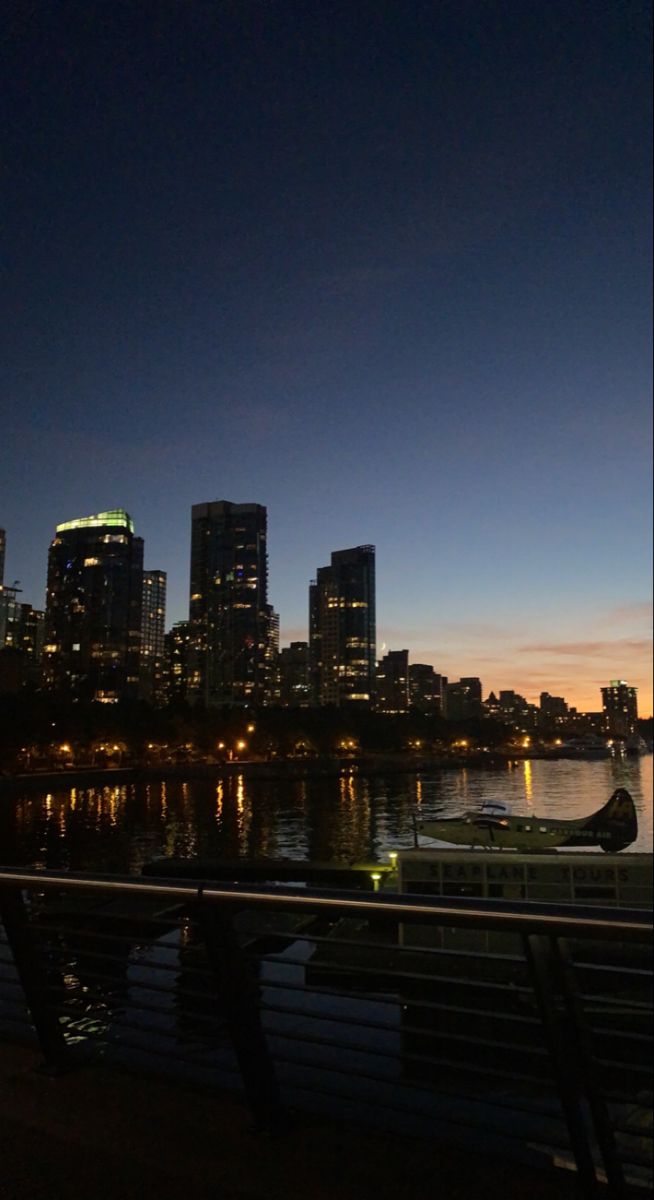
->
[[552, 936, 625, 1199], [195, 895, 283, 1133], [523, 932, 601, 1199], [0, 885, 68, 1072]]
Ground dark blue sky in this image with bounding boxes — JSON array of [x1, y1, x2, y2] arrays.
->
[[3, 0, 652, 710]]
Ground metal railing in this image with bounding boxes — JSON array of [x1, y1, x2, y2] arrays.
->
[[0, 865, 651, 1199]]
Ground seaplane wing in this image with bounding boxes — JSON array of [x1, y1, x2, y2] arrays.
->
[[418, 788, 637, 852]]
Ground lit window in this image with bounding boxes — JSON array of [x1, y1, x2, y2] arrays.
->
[[84, 557, 100, 566]]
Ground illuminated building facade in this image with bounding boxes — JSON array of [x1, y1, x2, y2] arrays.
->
[[43, 509, 143, 701], [601, 680, 638, 737], [443, 678, 483, 721], [188, 501, 269, 706], [164, 620, 191, 704], [309, 545, 376, 706], [279, 641, 310, 707], [141, 569, 167, 704], [409, 663, 446, 715], [376, 649, 409, 713]]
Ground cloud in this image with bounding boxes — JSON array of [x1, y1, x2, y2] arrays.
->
[[601, 602, 653, 626], [437, 621, 524, 640], [518, 639, 652, 657]]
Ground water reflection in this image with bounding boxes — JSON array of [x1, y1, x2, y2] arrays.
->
[[1, 756, 651, 873], [523, 759, 533, 804]]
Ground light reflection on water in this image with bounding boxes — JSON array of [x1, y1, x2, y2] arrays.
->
[[1, 756, 651, 873]]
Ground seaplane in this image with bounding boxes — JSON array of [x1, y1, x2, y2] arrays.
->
[[417, 788, 638, 853]]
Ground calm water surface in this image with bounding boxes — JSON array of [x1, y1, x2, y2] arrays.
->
[[1, 756, 651, 872]]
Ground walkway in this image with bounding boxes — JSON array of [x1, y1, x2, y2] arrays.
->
[[0, 1043, 582, 1200]]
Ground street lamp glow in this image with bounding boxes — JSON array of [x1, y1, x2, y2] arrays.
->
[[236, 740, 247, 752]]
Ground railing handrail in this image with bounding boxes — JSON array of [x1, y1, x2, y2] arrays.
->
[[0, 865, 651, 942]]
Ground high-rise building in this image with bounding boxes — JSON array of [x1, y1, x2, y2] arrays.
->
[[376, 649, 409, 713], [165, 620, 191, 704], [188, 501, 269, 706], [43, 509, 143, 701], [539, 692, 569, 729], [408, 664, 446, 715], [279, 641, 310, 707], [443, 678, 483, 721], [601, 680, 638, 737], [141, 570, 167, 704], [264, 605, 281, 704], [0, 582, 21, 648], [309, 545, 376, 706]]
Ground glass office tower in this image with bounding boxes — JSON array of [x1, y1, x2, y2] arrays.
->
[[309, 545, 376, 706], [189, 501, 269, 706], [43, 509, 143, 701]]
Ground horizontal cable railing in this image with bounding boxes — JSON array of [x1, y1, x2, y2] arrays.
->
[[0, 865, 652, 1200]]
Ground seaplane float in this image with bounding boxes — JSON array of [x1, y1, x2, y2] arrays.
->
[[417, 788, 638, 853]]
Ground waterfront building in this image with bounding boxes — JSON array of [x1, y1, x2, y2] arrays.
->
[[309, 545, 376, 706], [539, 692, 569, 731], [601, 680, 639, 737], [141, 570, 167, 704], [43, 509, 143, 702], [264, 605, 281, 704], [443, 678, 483, 721], [164, 620, 191, 704], [188, 501, 269, 706], [16, 603, 45, 662], [0, 582, 21, 649], [408, 664, 446, 715], [376, 649, 409, 713], [540, 692, 568, 719], [279, 641, 311, 707]]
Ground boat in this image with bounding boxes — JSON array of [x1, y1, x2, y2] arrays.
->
[[556, 736, 610, 759], [417, 788, 638, 853], [624, 734, 649, 756]]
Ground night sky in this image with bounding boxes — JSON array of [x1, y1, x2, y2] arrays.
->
[[3, 1, 652, 713]]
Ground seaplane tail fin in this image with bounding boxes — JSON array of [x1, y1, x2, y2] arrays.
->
[[583, 788, 638, 851]]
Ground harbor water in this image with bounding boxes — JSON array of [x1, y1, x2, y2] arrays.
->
[[1, 755, 651, 871]]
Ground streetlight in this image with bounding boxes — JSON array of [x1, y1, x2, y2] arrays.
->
[[370, 872, 382, 893]]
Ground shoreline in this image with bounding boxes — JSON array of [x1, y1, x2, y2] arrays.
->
[[0, 749, 628, 793]]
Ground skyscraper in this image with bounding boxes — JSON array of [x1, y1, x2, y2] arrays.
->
[[376, 649, 409, 713], [279, 641, 310, 707], [189, 501, 269, 706], [165, 620, 192, 704], [601, 680, 639, 736], [443, 678, 483, 721], [309, 545, 376, 706], [408, 664, 446, 715], [43, 509, 143, 701], [141, 569, 167, 704]]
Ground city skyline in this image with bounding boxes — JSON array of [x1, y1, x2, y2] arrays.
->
[[1, 504, 651, 716], [3, 3, 651, 716]]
